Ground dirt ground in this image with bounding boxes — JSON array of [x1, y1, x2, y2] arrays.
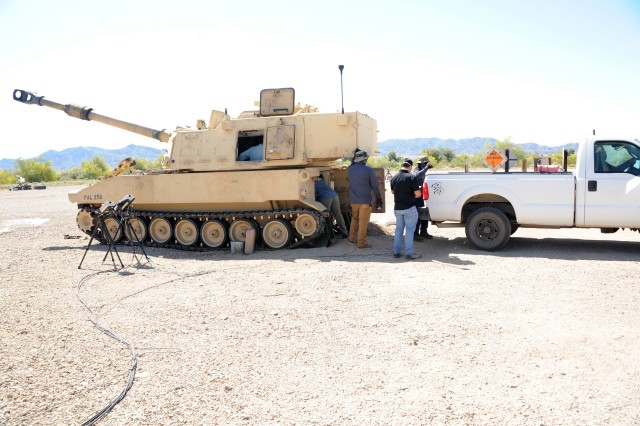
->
[[1, 185, 639, 425]]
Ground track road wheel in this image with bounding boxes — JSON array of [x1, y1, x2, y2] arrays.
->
[[174, 219, 199, 247], [262, 219, 293, 249], [201, 220, 229, 248], [229, 218, 258, 242], [149, 217, 173, 244], [294, 213, 318, 237], [124, 217, 147, 243], [102, 215, 123, 243], [76, 209, 96, 234], [465, 207, 511, 251]]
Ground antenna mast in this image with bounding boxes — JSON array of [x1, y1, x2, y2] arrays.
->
[[338, 65, 345, 114]]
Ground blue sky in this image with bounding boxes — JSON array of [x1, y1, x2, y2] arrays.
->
[[1, 0, 639, 159]]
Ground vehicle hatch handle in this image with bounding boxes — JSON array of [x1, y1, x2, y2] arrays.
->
[[588, 180, 597, 192]]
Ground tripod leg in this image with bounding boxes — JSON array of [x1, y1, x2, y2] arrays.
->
[[101, 223, 124, 269], [97, 219, 120, 270], [100, 237, 124, 269], [125, 217, 150, 264], [79, 221, 101, 269], [102, 247, 111, 262], [111, 244, 124, 269], [134, 229, 150, 262], [102, 244, 120, 269]]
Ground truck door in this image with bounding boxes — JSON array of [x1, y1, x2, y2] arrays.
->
[[582, 140, 640, 227]]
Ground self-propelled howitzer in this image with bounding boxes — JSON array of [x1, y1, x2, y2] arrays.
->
[[13, 88, 384, 250]]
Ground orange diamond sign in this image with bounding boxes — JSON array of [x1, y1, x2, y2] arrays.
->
[[482, 147, 507, 171]]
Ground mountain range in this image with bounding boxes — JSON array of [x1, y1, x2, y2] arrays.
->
[[0, 138, 577, 171]]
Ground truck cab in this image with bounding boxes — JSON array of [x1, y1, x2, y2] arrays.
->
[[578, 138, 640, 228]]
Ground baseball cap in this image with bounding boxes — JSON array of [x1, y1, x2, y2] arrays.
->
[[354, 150, 369, 162]]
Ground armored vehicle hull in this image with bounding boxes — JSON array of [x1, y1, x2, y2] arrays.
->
[[71, 168, 331, 249]]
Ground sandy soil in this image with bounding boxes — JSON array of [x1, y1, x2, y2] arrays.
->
[[1, 185, 639, 425]]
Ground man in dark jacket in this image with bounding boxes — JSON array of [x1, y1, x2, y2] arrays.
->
[[390, 159, 422, 260], [346, 150, 382, 249], [411, 157, 433, 241]]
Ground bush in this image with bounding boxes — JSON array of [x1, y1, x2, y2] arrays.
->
[[14, 157, 58, 182], [58, 167, 83, 181], [0, 170, 16, 184], [80, 156, 110, 179]]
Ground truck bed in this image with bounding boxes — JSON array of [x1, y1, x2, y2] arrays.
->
[[426, 172, 577, 227]]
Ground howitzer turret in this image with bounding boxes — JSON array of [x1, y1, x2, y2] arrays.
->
[[13, 88, 377, 171], [13, 87, 384, 250]]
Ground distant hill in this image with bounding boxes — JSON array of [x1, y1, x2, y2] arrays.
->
[[0, 144, 165, 171], [378, 137, 578, 157]]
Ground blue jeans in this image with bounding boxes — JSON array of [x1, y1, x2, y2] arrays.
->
[[394, 206, 419, 256]]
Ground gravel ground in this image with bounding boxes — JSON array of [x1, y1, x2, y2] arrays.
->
[[1, 185, 639, 425]]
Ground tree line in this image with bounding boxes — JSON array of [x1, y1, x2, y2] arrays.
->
[[366, 137, 577, 171], [0, 155, 163, 184]]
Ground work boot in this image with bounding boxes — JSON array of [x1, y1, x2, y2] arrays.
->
[[420, 230, 433, 239], [405, 253, 422, 260], [413, 234, 424, 242]]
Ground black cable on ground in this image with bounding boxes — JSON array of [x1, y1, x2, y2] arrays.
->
[[73, 255, 352, 424], [76, 271, 138, 426]]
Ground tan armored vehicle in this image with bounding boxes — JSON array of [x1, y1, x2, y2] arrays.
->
[[13, 88, 385, 249]]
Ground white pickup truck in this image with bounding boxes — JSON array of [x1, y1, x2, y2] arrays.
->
[[424, 137, 640, 251]]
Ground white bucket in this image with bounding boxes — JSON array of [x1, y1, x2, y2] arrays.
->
[[230, 241, 245, 254]]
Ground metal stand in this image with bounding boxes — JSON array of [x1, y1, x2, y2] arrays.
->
[[78, 195, 149, 269], [79, 201, 124, 270], [119, 196, 150, 265]]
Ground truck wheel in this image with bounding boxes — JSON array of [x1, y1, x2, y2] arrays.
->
[[465, 207, 511, 251]]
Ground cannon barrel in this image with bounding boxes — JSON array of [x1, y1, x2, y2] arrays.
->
[[12, 89, 172, 143]]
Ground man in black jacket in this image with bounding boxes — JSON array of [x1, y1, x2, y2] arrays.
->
[[411, 157, 433, 241], [390, 159, 422, 260]]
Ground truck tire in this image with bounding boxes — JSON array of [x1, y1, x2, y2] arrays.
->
[[465, 207, 511, 251]]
